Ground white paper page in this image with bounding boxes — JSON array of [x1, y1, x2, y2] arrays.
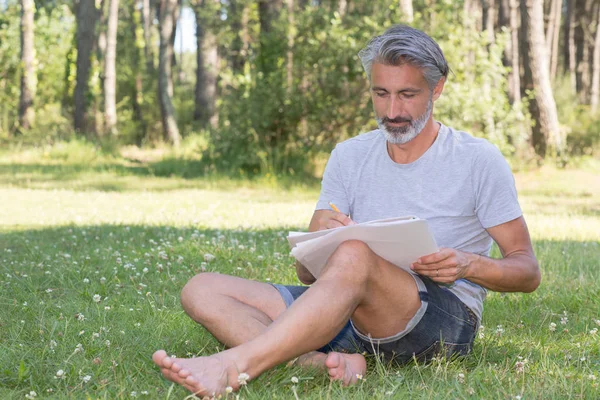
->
[[291, 219, 437, 278]]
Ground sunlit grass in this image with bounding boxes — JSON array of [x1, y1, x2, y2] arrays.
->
[[1, 149, 599, 399]]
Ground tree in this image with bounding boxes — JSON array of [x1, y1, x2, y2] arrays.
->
[[591, 4, 600, 113], [18, 0, 36, 132], [193, 0, 219, 128], [399, 0, 413, 23], [74, 0, 98, 135], [104, 0, 119, 135], [545, 0, 561, 80], [521, 0, 563, 158], [158, 0, 181, 146]]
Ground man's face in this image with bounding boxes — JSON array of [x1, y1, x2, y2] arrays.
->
[[370, 63, 439, 145]]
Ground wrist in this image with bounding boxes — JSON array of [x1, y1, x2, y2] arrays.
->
[[464, 252, 482, 280]]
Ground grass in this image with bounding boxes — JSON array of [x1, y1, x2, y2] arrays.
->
[[0, 144, 599, 399]]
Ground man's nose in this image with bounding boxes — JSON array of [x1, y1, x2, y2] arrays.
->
[[387, 96, 404, 119]]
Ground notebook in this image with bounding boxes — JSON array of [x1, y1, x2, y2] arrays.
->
[[287, 216, 438, 278]]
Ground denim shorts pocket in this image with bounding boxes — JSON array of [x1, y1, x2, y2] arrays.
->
[[413, 340, 472, 363]]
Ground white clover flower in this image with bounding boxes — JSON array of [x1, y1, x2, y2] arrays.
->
[[291, 376, 299, 384], [55, 369, 65, 379], [74, 343, 84, 353], [225, 386, 233, 394], [130, 391, 137, 397], [105, 340, 111, 347], [82, 375, 91, 383], [46, 288, 53, 293], [561, 316, 568, 325], [178, 236, 183, 242], [515, 361, 526, 374], [49, 340, 57, 350], [93, 294, 101, 303], [589, 374, 596, 381], [25, 391, 37, 399], [457, 373, 465, 383], [594, 319, 600, 326], [495, 325, 504, 335], [104, 306, 111, 311], [478, 325, 485, 339], [237, 372, 250, 385], [204, 253, 216, 262], [83, 278, 90, 283], [590, 328, 598, 336], [549, 322, 557, 332]]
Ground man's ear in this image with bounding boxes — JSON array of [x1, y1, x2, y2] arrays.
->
[[432, 77, 446, 101]]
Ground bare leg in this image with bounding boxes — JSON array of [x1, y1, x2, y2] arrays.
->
[[154, 241, 421, 397], [179, 273, 366, 384]]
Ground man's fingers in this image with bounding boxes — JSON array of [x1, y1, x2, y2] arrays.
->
[[325, 219, 346, 229], [416, 248, 452, 265]]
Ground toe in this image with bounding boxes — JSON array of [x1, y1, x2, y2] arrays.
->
[[170, 361, 182, 373], [152, 350, 168, 367], [178, 368, 191, 379]]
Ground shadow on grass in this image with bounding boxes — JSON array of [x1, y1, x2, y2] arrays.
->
[[0, 159, 321, 192], [1, 223, 599, 397]]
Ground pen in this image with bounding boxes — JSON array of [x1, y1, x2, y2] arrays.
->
[[328, 202, 341, 213]]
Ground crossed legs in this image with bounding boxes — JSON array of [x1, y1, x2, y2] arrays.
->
[[152, 240, 422, 397]]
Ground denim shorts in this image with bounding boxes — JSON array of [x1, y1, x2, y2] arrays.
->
[[271, 274, 478, 364]]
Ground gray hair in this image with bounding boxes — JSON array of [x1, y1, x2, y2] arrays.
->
[[358, 25, 449, 89]]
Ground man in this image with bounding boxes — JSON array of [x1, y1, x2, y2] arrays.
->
[[152, 25, 541, 397]]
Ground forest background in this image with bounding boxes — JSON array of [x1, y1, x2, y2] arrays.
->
[[1, 0, 599, 176]]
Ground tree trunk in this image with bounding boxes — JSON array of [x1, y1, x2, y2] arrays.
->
[[481, 0, 495, 44], [566, 0, 577, 92], [464, 0, 483, 31], [399, 0, 413, 23], [521, 0, 563, 158], [18, 0, 36, 132], [230, 0, 250, 73], [193, 0, 219, 128], [509, 0, 521, 104], [592, 5, 600, 113], [258, 0, 283, 75], [131, 3, 147, 145], [104, 0, 119, 135], [74, 0, 98, 135], [287, 0, 295, 90], [142, 0, 155, 73], [576, 0, 592, 103], [158, 0, 181, 146], [338, 0, 347, 16], [548, 0, 561, 80]]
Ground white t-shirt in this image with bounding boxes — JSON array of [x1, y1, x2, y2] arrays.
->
[[316, 123, 523, 321]]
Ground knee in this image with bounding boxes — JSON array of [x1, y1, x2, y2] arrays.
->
[[326, 240, 376, 278], [180, 272, 220, 315]]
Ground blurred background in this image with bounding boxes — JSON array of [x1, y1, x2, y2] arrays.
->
[[0, 0, 598, 178]]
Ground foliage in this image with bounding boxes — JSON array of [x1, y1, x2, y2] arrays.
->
[[0, 0, 598, 174]]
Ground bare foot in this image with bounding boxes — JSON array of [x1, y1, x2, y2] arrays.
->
[[324, 352, 367, 385], [293, 351, 367, 386], [152, 350, 245, 397]]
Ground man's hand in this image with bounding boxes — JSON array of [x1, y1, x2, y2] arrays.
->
[[410, 247, 476, 284], [312, 210, 356, 231], [295, 209, 356, 284]]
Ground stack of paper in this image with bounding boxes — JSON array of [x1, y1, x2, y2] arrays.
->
[[287, 216, 438, 279]]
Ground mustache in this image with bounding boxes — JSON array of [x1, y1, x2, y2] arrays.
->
[[381, 116, 412, 124]]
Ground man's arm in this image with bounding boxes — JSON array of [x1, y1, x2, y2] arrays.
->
[[295, 209, 355, 285], [411, 216, 541, 293]]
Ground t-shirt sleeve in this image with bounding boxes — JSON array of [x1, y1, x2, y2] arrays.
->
[[315, 147, 350, 214], [472, 144, 522, 229]]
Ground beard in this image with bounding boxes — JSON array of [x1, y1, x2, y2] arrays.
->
[[376, 98, 433, 145]]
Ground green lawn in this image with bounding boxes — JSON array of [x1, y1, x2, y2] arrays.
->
[[0, 149, 599, 399]]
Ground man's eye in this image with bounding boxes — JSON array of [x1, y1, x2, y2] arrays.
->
[[403, 94, 416, 99], [375, 92, 387, 97]]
